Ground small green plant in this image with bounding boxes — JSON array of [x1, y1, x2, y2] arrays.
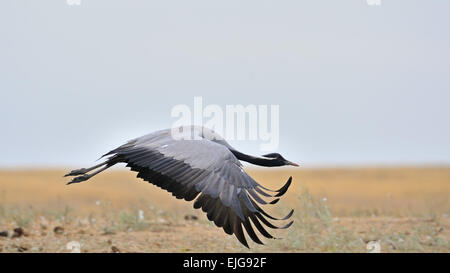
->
[[102, 225, 117, 235], [4, 205, 36, 228], [11, 209, 35, 228], [272, 187, 363, 252], [117, 209, 150, 231], [45, 205, 73, 224]]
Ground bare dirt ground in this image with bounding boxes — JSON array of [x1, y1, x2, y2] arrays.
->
[[0, 167, 449, 253]]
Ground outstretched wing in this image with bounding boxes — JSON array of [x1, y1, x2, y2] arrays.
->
[[104, 132, 293, 247]]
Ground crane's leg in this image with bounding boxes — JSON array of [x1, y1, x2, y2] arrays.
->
[[66, 164, 113, 185], [65, 155, 122, 185], [64, 162, 107, 177]]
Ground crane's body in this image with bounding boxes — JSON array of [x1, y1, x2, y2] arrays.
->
[[65, 126, 297, 247]]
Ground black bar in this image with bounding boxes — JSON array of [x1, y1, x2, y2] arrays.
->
[[0, 253, 446, 272]]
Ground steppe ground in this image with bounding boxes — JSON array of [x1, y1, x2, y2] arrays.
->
[[0, 167, 449, 253]]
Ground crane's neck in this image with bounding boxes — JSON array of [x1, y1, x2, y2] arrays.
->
[[230, 150, 284, 167]]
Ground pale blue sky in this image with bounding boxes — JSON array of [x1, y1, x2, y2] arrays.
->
[[0, 0, 449, 167]]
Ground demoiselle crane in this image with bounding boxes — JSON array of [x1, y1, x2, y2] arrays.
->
[[65, 126, 298, 247]]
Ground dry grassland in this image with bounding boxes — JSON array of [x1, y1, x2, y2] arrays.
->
[[0, 167, 449, 253]]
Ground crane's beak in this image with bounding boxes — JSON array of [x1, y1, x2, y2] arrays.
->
[[286, 160, 299, 167]]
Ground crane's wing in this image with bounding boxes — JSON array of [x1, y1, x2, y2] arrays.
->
[[71, 132, 294, 247]]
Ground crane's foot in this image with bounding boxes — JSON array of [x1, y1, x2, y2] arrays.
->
[[66, 174, 90, 185], [65, 161, 113, 185], [64, 168, 88, 177]]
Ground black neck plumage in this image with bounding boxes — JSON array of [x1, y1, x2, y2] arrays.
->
[[230, 150, 284, 167]]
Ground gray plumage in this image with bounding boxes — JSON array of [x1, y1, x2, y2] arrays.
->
[[65, 126, 295, 248]]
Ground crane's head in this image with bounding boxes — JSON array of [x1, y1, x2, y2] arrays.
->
[[262, 153, 299, 167]]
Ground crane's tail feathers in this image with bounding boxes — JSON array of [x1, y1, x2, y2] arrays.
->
[[65, 156, 121, 185]]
